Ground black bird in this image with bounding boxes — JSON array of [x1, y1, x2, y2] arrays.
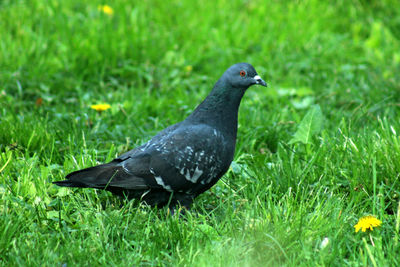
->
[[54, 63, 267, 210]]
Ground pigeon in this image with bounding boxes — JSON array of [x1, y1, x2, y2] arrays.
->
[[54, 63, 267, 210]]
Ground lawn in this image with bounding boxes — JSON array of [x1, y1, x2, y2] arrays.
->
[[1, 0, 400, 266]]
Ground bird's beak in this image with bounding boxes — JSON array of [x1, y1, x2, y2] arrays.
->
[[253, 75, 267, 87]]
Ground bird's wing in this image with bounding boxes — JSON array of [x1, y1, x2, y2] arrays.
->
[[141, 124, 232, 193]]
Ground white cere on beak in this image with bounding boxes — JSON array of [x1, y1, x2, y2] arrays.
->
[[253, 75, 267, 86]]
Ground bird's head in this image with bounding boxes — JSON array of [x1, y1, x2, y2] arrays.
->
[[222, 63, 267, 89]]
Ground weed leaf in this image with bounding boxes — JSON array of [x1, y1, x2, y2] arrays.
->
[[289, 105, 323, 145]]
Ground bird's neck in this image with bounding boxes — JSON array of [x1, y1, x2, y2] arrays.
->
[[187, 82, 246, 138]]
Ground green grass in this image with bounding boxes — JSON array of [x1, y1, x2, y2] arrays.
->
[[1, 0, 400, 265]]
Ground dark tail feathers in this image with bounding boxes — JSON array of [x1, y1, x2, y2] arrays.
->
[[53, 163, 115, 189], [53, 180, 90, 188], [53, 162, 149, 190]]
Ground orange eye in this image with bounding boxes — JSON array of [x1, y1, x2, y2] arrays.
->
[[239, 70, 246, 77]]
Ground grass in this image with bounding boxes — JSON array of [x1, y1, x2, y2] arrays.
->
[[1, 0, 400, 265]]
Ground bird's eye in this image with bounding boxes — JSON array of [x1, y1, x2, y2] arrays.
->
[[239, 70, 246, 77]]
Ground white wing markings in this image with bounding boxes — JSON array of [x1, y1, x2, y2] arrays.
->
[[149, 168, 173, 192]]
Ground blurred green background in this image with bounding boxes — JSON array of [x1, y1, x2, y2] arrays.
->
[[1, 0, 400, 266]]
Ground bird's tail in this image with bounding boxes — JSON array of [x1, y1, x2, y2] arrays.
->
[[53, 161, 149, 190], [53, 180, 89, 188], [53, 163, 116, 189]]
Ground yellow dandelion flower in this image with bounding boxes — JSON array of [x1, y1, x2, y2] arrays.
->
[[354, 215, 382, 233], [98, 5, 114, 16], [185, 65, 193, 73], [90, 104, 111, 111]]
